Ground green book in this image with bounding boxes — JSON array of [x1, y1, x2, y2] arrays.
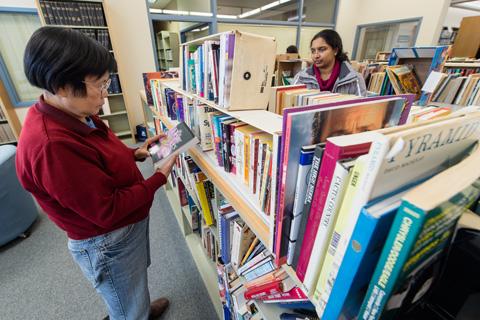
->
[[358, 146, 480, 320]]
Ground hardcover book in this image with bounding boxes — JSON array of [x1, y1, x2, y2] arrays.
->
[[149, 122, 198, 169]]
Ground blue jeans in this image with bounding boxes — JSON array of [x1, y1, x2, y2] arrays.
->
[[68, 218, 151, 320]]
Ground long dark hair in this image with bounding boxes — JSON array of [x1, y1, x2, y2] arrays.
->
[[310, 29, 349, 62]]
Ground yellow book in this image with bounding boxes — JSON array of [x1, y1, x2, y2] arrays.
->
[[196, 180, 214, 226], [235, 126, 263, 185]]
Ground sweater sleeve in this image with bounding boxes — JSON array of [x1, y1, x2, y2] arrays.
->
[[34, 140, 166, 228]]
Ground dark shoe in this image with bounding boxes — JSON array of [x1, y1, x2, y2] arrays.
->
[[149, 297, 170, 320], [102, 317, 109, 320]]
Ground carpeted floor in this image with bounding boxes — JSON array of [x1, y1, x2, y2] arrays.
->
[[0, 156, 218, 320]]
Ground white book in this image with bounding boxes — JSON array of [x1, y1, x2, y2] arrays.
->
[[302, 159, 352, 292]]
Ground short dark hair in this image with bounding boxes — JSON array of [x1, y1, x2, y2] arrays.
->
[[24, 26, 117, 96], [310, 29, 349, 62], [286, 45, 298, 54]]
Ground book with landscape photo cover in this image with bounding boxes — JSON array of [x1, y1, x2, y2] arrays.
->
[[148, 122, 198, 169]]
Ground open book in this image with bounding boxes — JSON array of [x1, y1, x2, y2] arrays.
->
[[148, 122, 198, 169]]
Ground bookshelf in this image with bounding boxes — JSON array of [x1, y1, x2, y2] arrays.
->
[[34, 0, 135, 145], [140, 87, 290, 320], [156, 31, 180, 71], [0, 79, 22, 145]]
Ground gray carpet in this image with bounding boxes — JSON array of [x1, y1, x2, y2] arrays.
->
[[0, 157, 218, 320]]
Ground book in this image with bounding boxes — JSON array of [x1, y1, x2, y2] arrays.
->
[[286, 145, 316, 265], [148, 122, 198, 169], [291, 144, 324, 270], [275, 95, 413, 265], [321, 185, 415, 320], [359, 145, 480, 320]]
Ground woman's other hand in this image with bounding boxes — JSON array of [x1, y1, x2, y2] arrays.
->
[[134, 134, 166, 161]]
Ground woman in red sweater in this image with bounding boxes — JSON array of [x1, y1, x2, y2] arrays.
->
[[16, 27, 174, 320]]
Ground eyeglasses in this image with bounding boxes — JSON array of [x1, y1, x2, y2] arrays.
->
[[82, 78, 112, 93]]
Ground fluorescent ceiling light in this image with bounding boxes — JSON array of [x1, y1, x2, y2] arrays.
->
[[280, 0, 291, 3], [163, 9, 189, 15], [239, 8, 261, 18], [287, 14, 305, 21], [190, 11, 213, 17], [261, 1, 281, 11], [200, 26, 209, 31], [217, 14, 238, 19], [149, 9, 163, 14]]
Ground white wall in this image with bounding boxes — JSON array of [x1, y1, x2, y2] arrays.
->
[[443, 6, 479, 29], [336, 0, 451, 58], [0, 0, 35, 8]]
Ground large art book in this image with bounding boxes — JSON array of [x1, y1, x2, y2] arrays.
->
[[274, 94, 414, 265], [148, 122, 198, 169], [359, 145, 480, 320]]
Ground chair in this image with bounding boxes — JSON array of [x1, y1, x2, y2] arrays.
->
[[0, 144, 38, 246]]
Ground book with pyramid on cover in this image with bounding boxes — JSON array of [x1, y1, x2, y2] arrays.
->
[[148, 122, 198, 169]]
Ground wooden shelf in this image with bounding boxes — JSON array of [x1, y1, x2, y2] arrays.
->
[[46, 24, 108, 29], [444, 62, 480, 68], [114, 130, 132, 137], [99, 110, 127, 118]]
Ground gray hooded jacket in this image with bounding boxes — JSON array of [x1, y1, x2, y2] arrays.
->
[[293, 61, 367, 97]]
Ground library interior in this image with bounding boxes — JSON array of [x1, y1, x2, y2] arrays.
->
[[2, 0, 480, 319]]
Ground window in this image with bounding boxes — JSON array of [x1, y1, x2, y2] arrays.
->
[[0, 8, 42, 107], [353, 19, 422, 61]]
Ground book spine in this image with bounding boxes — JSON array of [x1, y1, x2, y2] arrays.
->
[[358, 201, 424, 320], [303, 161, 350, 292], [296, 143, 342, 280], [292, 145, 323, 270], [244, 280, 283, 300], [237, 251, 269, 275], [258, 287, 307, 301], [244, 260, 275, 282]]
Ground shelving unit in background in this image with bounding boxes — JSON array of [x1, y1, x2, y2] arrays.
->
[[0, 79, 22, 145], [156, 31, 179, 71], [34, 0, 135, 145]]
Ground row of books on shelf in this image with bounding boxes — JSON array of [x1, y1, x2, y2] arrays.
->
[[0, 123, 15, 143], [152, 82, 277, 217], [272, 88, 480, 319], [444, 66, 480, 76], [181, 31, 276, 111], [423, 71, 480, 106], [108, 74, 122, 95], [39, 0, 106, 27], [267, 84, 356, 115], [77, 29, 111, 50]]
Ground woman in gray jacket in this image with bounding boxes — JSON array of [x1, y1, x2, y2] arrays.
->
[[294, 29, 367, 96]]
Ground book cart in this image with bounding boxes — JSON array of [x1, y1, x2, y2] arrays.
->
[[34, 0, 136, 144]]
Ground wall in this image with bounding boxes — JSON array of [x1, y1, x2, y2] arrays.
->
[[0, 0, 35, 8], [336, 0, 451, 57], [218, 23, 297, 55], [0, 0, 36, 124], [443, 6, 479, 29], [104, 0, 156, 131]]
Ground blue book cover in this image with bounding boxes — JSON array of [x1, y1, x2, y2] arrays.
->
[[321, 186, 413, 320]]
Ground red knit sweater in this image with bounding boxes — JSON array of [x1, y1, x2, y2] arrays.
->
[[16, 97, 166, 240]]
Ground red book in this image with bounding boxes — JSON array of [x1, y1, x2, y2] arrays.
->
[[295, 133, 377, 281], [244, 279, 283, 300], [257, 286, 307, 301], [177, 177, 188, 207]]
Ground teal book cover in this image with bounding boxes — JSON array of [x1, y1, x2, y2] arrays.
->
[[358, 179, 480, 320]]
